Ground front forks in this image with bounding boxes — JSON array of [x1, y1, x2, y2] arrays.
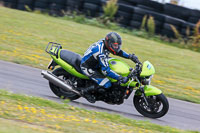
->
[[135, 77, 149, 106], [139, 86, 149, 106]]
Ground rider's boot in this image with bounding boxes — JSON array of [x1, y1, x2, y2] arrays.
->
[[79, 85, 100, 103]]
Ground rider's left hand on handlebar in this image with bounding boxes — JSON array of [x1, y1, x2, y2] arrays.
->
[[118, 76, 129, 84]]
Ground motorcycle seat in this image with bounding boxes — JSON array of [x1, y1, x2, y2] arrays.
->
[[60, 49, 82, 73]]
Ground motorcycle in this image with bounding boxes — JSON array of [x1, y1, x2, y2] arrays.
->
[[41, 42, 169, 118]]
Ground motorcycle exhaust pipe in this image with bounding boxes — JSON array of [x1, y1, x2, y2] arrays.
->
[[41, 70, 81, 96]]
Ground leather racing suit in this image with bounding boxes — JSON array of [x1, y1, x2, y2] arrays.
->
[[80, 39, 130, 89]]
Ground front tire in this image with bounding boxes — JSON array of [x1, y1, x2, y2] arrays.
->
[[133, 93, 169, 118], [49, 67, 80, 100]]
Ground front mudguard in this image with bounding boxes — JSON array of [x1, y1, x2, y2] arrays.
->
[[135, 85, 162, 96]]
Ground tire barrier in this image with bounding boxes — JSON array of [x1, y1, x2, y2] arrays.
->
[[116, 4, 135, 27], [138, 0, 164, 12], [49, 0, 66, 16], [181, 22, 196, 36], [66, 0, 84, 13], [2, 0, 17, 8], [164, 3, 190, 21], [2, 0, 200, 38], [83, 2, 99, 17], [17, 0, 34, 11]]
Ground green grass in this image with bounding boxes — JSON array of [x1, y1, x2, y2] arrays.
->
[[0, 89, 199, 133], [0, 118, 61, 133], [0, 7, 200, 104]]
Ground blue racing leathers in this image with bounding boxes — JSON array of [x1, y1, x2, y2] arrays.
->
[[80, 39, 130, 89]]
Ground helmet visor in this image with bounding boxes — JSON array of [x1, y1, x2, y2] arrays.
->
[[111, 43, 121, 53]]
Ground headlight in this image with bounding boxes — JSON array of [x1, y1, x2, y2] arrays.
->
[[142, 75, 153, 85]]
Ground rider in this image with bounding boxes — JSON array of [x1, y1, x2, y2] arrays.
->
[[80, 32, 142, 103]]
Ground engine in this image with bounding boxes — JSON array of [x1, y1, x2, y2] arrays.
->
[[98, 86, 133, 105], [141, 75, 153, 85]]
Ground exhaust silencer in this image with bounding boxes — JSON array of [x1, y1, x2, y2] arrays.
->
[[41, 70, 81, 96]]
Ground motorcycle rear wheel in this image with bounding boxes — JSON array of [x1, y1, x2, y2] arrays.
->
[[133, 93, 169, 118], [49, 67, 80, 100]]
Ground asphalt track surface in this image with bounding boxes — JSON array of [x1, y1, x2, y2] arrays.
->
[[0, 60, 200, 131]]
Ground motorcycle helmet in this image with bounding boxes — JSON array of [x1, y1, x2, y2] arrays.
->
[[104, 32, 122, 55]]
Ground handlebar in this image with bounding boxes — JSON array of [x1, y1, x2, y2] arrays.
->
[[117, 63, 142, 84], [127, 63, 142, 79]]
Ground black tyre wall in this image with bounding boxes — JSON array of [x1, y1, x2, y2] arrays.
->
[[162, 15, 184, 37], [134, 7, 149, 16], [190, 9, 200, 18], [118, 3, 135, 13], [66, 0, 84, 12], [1, 0, 17, 3], [164, 15, 185, 26], [154, 20, 162, 33], [84, 0, 101, 5], [3, 0, 17, 2], [128, 0, 139, 5], [83, 3, 99, 17], [163, 23, 179, 31], [138, 0, 164, 12], [49, 3, 65, 16], [162, 23, 179, 38], [137, 5, 157, 12], [132, 8, 164, 34], [181, 28, 193, 36], [17, 0, 34, 10], [18, 0, 33, 5], [164, 3, 190, 21], [148, 11, 165, 22], [118, 0, 136, 6], [98, 0, 107, 14], [50, 0, 66, 5], [133, 8, 165, 23], [34, 1, 49, 9], [3, 2, 17, 8], [116, 11, 132, 26], [188, 17, 200, 24], [132, 14, 144, 22], [130, 20, 141, 29], [182, 22, 195, 29], [48, 0, 66, 16], [17, 4, 27, 10], [161, 29, 175, 38]]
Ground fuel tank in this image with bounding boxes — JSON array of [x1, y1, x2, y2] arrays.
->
[[108, 58, 130, 77]]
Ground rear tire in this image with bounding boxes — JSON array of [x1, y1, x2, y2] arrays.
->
[[133, 93, 169, 118], [49, 67, 80, 100]]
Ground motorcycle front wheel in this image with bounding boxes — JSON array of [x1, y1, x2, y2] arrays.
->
[[133, 93, 169, 118]]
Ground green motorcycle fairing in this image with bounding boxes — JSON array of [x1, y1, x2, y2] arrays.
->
[[135, 85, 162, 96], [48, 47, 158, 90], [49, 46, 89, 79], [140, 61, 155, 77], [107, 58, 139, 87], [49, 47, 138, 87]]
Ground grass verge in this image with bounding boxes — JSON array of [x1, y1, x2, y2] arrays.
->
[[0, 7, 200, 103], [0, 89, 199, 133]]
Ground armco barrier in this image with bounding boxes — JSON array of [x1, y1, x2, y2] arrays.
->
[[1, 0, 200, 38]]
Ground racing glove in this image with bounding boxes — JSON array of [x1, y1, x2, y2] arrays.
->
[[129, 54, 142, 65], [118, 76, 129, 84]]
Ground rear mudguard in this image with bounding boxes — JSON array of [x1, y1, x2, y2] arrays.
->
[[135, 85, 162, 96], [49, 46, 89, 79]]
